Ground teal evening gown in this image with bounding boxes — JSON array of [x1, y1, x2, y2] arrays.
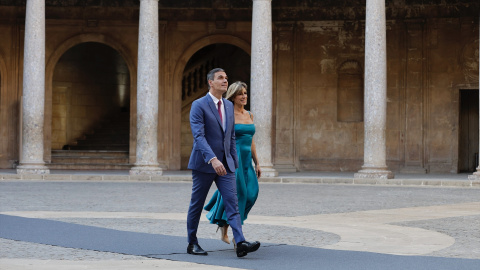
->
[[204, 123, 259, 226]]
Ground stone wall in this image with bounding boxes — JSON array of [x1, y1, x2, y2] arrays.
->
[[271, 18, 478, 173], [0, 14, 22, 168], [0, 3, 478, 173]]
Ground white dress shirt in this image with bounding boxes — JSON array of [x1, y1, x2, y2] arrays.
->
[[208, 92, 226, 130]]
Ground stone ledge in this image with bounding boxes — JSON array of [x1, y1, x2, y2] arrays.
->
[[103, 175, 130, 181], [44, 174, 72, 181], [1, 174, 479, 188], [21, 174, 44, 180], [71, 175, 103, 181]]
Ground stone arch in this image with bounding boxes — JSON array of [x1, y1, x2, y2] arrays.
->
[[337, 60, 363, 122], [168, 35, 251, 169], [44, 34, 136, 162]]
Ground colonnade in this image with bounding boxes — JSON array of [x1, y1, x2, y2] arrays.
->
[[16, 0, 279, 176], [19, 0, 454, 179]]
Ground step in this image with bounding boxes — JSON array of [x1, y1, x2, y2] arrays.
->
[[68, 145, 129, 151], [91, 130, 129, 135], [47, 163, 132, 170], [80, 138, 129, 143], [97, 125, 129, 130], [85, 133, 129, 138], [51, 156, 129, 164], [52, 150, 129, 157], [76, 139, 129, 145]]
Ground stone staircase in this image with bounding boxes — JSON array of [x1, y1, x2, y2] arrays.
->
[[49, 150, 130, 170], [48, 112, 131, 170]]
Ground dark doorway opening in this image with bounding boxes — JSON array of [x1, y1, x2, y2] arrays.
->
[[52, 42, 130, 151], [458, 89, 479, 172], [49, 42, 131, 170]]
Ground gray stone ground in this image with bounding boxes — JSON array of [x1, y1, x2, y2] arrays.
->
[[1, 181, 479, 261], [395, 215, 480, 259]]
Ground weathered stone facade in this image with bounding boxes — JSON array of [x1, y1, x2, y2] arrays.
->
[[0, 1, 478, 174]]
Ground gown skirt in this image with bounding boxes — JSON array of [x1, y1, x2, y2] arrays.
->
[[204, 123, 259, 226]]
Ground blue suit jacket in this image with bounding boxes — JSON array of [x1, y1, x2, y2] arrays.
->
[[188, 94, 239, 173]]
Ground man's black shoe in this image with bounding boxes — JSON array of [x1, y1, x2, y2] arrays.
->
[[187, 243, 208, 255], [236, 241, 260, 257]]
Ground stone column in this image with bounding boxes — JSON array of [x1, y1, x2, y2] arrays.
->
[[129, 0, 162, 175], [354, 0, 393, 179], [469, 14, 480, 180], [17, 0, 49, 174], [250, 0, 278, 177]]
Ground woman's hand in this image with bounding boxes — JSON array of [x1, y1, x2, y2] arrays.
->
[[255, 165, 262, 179]]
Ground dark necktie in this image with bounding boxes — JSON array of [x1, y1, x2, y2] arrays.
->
[[217, 100, 223, 126]]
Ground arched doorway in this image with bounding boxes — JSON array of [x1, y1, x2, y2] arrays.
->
[[50, 42, 131, 169], [180, 43, 250, 169]]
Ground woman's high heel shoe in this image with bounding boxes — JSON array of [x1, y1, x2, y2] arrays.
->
[[216, 225, 230, 244]]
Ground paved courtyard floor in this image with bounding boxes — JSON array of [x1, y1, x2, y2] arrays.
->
[[1, 172, 480, 269]]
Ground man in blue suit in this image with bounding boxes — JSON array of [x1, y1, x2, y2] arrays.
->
[[186, 68, 260, 257]]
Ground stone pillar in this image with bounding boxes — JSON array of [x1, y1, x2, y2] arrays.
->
[[273, 23, 297, 172], [469, 14, 480, 180], [129, 0, 162, 175], [401, 20, 427, 174], [17, 0, 49, 175], [250, 0, 278, 177], [354, 0, 393, 179]]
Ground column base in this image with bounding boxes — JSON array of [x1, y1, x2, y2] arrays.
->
[[16, 164, 50, 175], [354, 167, 394, 179], [261, 166, 278, 177], [129, 165, 163, 176], [468, 171, 480, 180]]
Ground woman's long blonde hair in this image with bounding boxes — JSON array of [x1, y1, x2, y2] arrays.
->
[[225, 81, 247, 103]]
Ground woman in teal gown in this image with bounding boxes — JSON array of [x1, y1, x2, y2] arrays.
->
[[204, 81, 261, 245]]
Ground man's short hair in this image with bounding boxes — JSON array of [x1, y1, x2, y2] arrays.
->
[[207, 68, 225, 89]]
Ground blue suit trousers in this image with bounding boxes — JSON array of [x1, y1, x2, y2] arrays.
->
[[187, 170, 245, 245]]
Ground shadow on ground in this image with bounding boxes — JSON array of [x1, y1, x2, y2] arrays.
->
[[1, 214, 479, 270]]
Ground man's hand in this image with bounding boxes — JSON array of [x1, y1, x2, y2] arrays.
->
[[211, 158, 227, 176]]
